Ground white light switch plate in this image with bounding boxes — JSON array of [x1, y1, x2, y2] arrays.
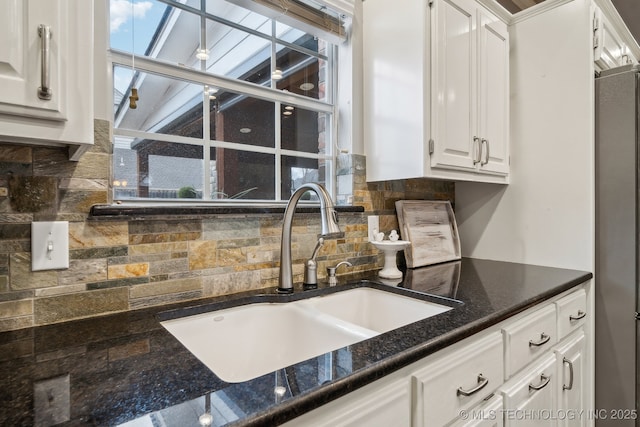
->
[[367, 215, 379, 242], [32, 221, 69, 271]]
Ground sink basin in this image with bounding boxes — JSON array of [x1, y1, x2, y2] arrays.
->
[[300, 287, 451, 333], [161, 287, 452, 383]]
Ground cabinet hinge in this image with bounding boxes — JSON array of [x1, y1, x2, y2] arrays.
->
[[428, 139, 434, 155]]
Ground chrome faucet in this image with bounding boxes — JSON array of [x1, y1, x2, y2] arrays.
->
[[278, 183, 342, 293]]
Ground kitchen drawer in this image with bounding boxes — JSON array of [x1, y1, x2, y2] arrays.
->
[[500, 353, 557, 426], [555, 288, 587, 339], [412, 331, 504, 427], [502, 304, 556, 378], [449, 394, 504, 427]]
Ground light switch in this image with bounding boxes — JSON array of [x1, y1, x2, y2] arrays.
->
[[367, 215, 379, 242], [32, 221, 69, 271]]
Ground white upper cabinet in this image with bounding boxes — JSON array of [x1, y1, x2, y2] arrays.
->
[[0, 0, 94, 160], [364, 0, 509, 183], [430, 0, 509, 178], [478, 8, 510, 176], [430, 0, 477, 173], [592, 2, 638, 72]]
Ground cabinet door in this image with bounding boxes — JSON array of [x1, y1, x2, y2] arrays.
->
[[478, 10, 509, 176], [0, 0, 65, 120], [430, 0, 478, 172], [555, 331, 586, 427], [593, 7, 630, 70], [282, 376, 410, 427], [0, 0, 93, 156], [501, 354, 557, 427]]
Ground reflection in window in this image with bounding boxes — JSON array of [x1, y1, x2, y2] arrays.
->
[[109, 0, 343, 202]]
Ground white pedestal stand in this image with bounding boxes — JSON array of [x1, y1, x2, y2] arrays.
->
[[370, 240, 410, 279]]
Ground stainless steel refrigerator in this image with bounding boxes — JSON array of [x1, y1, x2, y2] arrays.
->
[[595, 64, 640, 425]]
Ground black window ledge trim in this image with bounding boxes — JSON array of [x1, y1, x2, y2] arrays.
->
[[89, 204, 364, 221]]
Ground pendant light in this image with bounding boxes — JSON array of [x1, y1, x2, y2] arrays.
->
[[129, 0, 139, 109]]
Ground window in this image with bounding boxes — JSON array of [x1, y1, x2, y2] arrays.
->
[[109, 0, 349, 202]]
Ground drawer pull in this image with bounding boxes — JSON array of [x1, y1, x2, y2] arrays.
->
[[569, 310, 586, 321], [528, 374, 551, 391], [529, 333, 550, 347], [563, 357, 574, 390], [457, 374, 489, 397]]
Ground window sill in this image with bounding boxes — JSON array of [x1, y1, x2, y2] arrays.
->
[[88, 204, 364, 221]]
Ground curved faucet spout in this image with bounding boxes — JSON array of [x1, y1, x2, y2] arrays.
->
[[278, 183, 342, 293]]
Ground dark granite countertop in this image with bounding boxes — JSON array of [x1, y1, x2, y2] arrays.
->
[[0, 258, 591, 426]]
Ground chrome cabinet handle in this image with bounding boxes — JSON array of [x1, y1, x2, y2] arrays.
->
[[529, 373, 551, 391], [480, 138, 489, 165], [456, 374, 489, 397], [529, 333, 551, 347], [569, 310, 586, 321], [473, 136, 481, 164], [38, 24, 52, 100], [563, 357, 574, 390]]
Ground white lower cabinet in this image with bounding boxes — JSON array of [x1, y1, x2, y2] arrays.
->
[[555, 331, 586, 427], [450, 395, 504, 427], [502, 304, 557, 379], [412, 332, 503, 427], [283, 285, 591, 427], [501, 354, 557, 426], [281, 374, 411, 426]]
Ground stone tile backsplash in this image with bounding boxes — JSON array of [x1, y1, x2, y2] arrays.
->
[[0, 119, 454, 331]]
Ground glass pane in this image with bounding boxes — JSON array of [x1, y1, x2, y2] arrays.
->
[[114, 137, 204, 200], [274, 23, 328, 55], [113, 136, 139, 200], [275, 44, 328, 101], [209, 89, 275, 148], [202, 18, 272, 84], [110, 0, 201, 66], [114, 66, 204, 138], [210, 149, 275, 200], [281, 106, 329, 155], [206, 0, 272, 36], [110, 0, 168, 54], [281, 156, 325, 200]]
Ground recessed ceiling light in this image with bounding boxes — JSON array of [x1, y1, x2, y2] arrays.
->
[[283, 111, 293, 116], [240, 127, 252, 133], [284, 105, 294, 111], [271, 69, 283, 80], [299, 82, 314, 91]]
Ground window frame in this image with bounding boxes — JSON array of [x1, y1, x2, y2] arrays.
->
[[106, 0, 347, 205]]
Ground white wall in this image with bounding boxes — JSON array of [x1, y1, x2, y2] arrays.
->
[[455, 0, 594, 271]]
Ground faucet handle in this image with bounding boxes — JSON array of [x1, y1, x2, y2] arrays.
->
[[303, 238, 325, 288], [326, 261, 353, 286]]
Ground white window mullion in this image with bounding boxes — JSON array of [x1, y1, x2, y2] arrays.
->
[[272, 20, 282, 201], [203, 91, 212, 201], [200, 1, 212, 201]]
